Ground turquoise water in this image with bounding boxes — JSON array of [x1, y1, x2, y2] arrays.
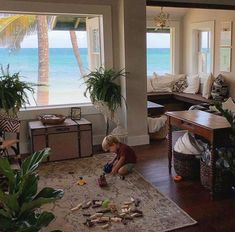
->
[[0, 48, 170, 105]]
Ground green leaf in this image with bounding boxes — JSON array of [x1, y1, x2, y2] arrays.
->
[[0, 157, 15, 193], [36, 211, 55, 228], [0, 214, 14, 231], [20, 188, 63, 217], [21, 148, 50, 176], [18, 174, 39, 204], [0, 190, 20, 215], [34, 187, 64, 200]]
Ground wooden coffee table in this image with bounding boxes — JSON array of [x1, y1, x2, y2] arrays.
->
[[165, 110, 231, 199]]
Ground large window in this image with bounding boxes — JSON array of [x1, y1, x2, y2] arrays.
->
[[198, 31, 211, 74], [190, 21, 214, 75], [146, 31, 171, 76], [0, 13, 104, 107]]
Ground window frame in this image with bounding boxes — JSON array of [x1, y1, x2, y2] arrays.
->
[[146, 19, 180, 75], [190, 21, 215, 75], [0, 1, 113, 109]]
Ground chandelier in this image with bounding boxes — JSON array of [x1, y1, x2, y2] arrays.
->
[[154, 7, 170, 29]]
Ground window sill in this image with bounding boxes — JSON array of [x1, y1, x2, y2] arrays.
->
[[18, 103, 100, 121]]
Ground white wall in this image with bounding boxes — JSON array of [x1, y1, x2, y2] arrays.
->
[[0, 0, 149, 153], [183, 8, 235, 98]]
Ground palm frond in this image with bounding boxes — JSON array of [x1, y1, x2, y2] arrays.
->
[[0, 15, 36, 50], [84, 67, 126, 112]]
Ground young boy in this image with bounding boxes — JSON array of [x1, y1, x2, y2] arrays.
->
[[102, 135, 137, 176]]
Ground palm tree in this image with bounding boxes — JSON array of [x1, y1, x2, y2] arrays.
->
[[70, 30, 86, 77], [0, 14, 49, 106], [36, 15, 49, 105], [0, 14, 86, 106]]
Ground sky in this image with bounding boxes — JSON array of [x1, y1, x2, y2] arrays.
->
[[147, 33, 170, 48], [20, 31, 171, 48], [21, 31, 88, 48]]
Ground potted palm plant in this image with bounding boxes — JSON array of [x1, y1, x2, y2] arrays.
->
[[0, 64, 37, 115], [84, 67, 126, 135]]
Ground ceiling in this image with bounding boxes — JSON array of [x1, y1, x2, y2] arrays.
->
[[146, 6, 188, 20], [147, 0, 235, 10]]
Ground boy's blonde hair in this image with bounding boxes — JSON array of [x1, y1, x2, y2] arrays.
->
[[102, 135, 120, 151]]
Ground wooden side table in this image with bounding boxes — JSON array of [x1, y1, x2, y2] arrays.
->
[[28, 118, 93, 161], [165, 110, 231, 199]]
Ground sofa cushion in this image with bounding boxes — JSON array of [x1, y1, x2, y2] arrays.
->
[[172, 78, 188, 92], [151, 72, 173, 92], [183, 75, 200, 94], [211, 74, 229, 101], [222, 97, 235, 114], [147, 78, 154, 93], [202, 73, 214, 99]]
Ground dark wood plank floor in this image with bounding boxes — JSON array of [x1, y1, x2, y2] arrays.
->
[[133, 139, 235, 232]]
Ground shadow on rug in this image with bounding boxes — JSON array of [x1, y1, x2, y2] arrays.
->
[[39, 153, 197, 232]]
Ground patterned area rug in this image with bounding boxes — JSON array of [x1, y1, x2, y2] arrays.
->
[[39, 153, 197, 232]]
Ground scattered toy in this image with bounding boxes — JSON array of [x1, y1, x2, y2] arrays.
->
[[111, 217, 122, 222], [102, 199, 110, 208], [83, 213, 91, 217], [97, 209, 111, 214], [77, 176, 87, 186], [131, 208, 143, 214], [134, 198, 141, 207], [103, 162, 113, 174], [70, 203, 82, 211], [173, 175, 182, 182], [119, 175, 125, 180], [83, 219, 94, 228], [131, 213, 143, 218], [101, 223, 110, 229], [98, 173, 108, 187], [108, 203, 117, 213]]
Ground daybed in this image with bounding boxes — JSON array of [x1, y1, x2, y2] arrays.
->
[[147, 73, 228, 111]]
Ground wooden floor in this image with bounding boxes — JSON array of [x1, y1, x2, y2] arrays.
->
[[132, 139, 235, 232]]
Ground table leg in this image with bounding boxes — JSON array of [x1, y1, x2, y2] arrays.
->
[[167, 117, 172, 173]]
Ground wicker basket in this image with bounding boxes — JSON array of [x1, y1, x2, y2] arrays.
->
[[200, 159, 233, 194], [149, 123, 168, 140], [200, 159, 212, 190], [173, 151, 200, 179], [38, 114, 66, 125]]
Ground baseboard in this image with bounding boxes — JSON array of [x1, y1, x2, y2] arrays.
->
[[20, 134, 150, 155]]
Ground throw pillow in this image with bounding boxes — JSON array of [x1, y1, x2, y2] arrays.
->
[[211, 74, 229, 101], [147, 78, 154, 92], [183, 75, 200, 94], [222, 97, 235, 114], [165, 73, 186, 82], [202, 73, 214, 99], [172, 78, 188, 92], [151, 72, 173, 92]]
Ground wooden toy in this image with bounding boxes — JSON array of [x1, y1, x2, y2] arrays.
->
[[98, 174, 108, 187], [77, 176, 86, 186], [71, 203, 82, 211], [173, 175, 182, 182]]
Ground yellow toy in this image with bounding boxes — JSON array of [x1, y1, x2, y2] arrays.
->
[[77, 176, 87, 186]]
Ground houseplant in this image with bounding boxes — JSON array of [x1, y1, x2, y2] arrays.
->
[[215, 103, 235, 192], [0, 64, 36, 115], [0, 148, 64, 232], [215, 103, 235, 174], [84, 67, 126, 135]]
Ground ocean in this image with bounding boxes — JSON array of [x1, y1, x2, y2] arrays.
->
[[0, 48, 170, 106]]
